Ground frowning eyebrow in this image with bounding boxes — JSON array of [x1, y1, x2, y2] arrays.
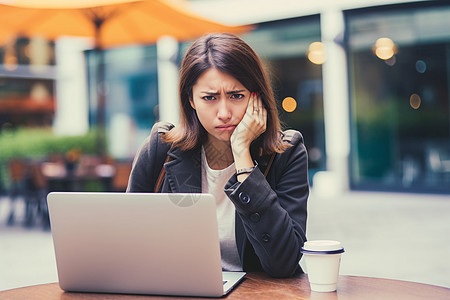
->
[[201, 90, 246, 95]]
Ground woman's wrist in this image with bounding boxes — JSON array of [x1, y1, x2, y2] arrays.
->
[[232, 147, 255, 182], [231, 142, 251, 158], [236, 166, 256, 176], [232, 146, 252, 166]]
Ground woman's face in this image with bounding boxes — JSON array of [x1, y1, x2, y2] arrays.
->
[[190, 68, 250, 144]]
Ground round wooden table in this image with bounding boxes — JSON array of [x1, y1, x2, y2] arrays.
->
[[1, 273, 449, 300]]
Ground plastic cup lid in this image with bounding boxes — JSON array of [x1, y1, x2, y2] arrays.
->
[[301, 240, 344, 254]]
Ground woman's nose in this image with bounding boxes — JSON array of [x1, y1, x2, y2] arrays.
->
[[217, 99, 231, 120]]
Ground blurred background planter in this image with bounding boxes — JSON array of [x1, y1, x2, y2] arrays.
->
[[0, 127, 97, 192]]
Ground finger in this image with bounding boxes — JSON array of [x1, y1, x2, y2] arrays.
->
[[259, 105, 265, 122], [247, 92, 255, 114], [252, 92, 258, 113], [258, 93, 266, 123], [256, 93, 264, 120], [252, 92, 261, 115]]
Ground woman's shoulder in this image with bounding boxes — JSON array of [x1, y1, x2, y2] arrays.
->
[[137, 122, 174, 153], [134, 122, 174, 164], [156, 121, 175, 134], [280, 129, 304, 146], [271, 129, 307, 167], [147, 121, 175, 142]]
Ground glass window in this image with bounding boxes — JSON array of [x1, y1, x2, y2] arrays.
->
[[242, 16, 325, 183], [346, 2, 450, 193], [86, 45, 159, 159]]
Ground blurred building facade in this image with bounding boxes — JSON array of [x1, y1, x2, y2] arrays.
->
[[1, 0, 449, 194], [189, 0, 450, 194], [0, 37, 56, 128]]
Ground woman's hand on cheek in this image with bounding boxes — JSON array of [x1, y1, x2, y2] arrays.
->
[[230, 92, 267, 156]]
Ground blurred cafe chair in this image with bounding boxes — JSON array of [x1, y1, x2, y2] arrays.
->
[[6, 158, 28, 226], [25, 162, 50, 229], [111, 161, 132, 192], [6, 159, 50, 229]]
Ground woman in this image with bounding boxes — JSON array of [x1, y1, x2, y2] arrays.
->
[[127, 33, 309, 278]]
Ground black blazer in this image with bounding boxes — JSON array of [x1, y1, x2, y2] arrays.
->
[[127, 122, 309, 278]]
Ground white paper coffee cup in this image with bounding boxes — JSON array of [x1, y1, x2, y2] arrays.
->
[[301, 240, 345, 292]]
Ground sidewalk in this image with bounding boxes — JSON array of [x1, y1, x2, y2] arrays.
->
[[305, 190, 450, 288], [0, 196, 57, 291], [1, 190, 449, 291]]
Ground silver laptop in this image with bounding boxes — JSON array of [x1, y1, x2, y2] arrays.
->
[[47, 192, 245, 297]]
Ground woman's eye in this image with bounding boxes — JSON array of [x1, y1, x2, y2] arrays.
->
[[231, 94, 244, 100], [202, 96, 215, 101]]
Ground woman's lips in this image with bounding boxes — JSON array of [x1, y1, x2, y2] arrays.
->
[[216, 125, 236, 131]]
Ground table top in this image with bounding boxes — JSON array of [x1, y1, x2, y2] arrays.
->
[[1, 273, 449, 300]]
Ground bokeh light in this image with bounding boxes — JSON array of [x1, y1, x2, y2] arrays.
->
[[373, 37, 397, 60], [385, 55, 396, 66], [3, 55, 18, 71], [282, 97, 297, 112], [416, 60, 426, 73], [308, 147, 322, 162], [409, 93, 421, 110], [307, 42, 326, 65]]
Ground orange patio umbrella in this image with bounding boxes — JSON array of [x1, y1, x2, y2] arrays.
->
[[0, 0, 250, 154], [0, 0, 248, 49]]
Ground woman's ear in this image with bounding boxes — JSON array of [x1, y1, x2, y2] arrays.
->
[[189, 98, 196, 110]]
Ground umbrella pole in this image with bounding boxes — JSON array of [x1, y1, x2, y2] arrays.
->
[[94, 19, 106, 157], [96, 48, 106, 157]]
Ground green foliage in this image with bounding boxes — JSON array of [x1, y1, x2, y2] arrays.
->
[[0, 127, 97, 163]]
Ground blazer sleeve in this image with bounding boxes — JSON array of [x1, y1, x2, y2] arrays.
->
[[126, 122, 172, 192], [224, 130, 309, 277]]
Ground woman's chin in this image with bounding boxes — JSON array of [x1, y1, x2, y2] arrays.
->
[[218, 132, 233, 142], [208, 132, 232, 144]]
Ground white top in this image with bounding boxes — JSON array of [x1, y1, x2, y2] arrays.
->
[[201, 147, 242, 271]]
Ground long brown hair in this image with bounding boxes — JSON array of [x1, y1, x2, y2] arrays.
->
[[164, 33, 288, 154]]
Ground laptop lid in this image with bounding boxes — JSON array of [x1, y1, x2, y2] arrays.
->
[[47, 192, 245, 297]]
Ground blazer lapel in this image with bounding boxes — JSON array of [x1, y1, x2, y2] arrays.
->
[[163, 146, 202, 193]]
